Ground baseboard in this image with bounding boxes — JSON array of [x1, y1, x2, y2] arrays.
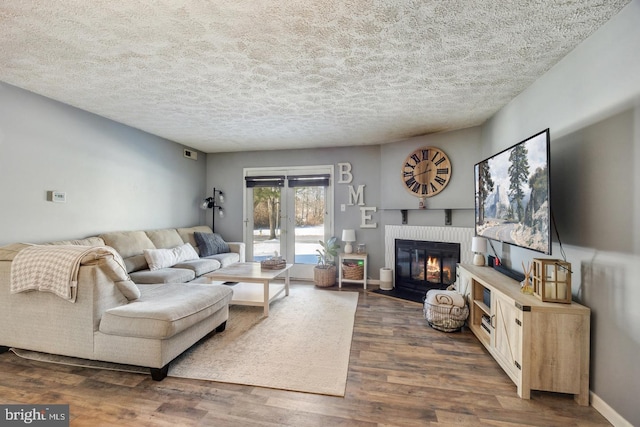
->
[[591, 391, 633, 427]]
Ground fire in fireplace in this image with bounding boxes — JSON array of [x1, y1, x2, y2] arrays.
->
[[393, 239, 461, 302]]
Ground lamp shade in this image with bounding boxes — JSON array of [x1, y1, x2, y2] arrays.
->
[[471, 236, 487, 253], [472, 236, 487, 266], [342, 229, 356, 254], [341, 229, 356, 242]]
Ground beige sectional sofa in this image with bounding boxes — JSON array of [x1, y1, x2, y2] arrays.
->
[[0, 225, 244, 380], [99, 225, 245, 284]]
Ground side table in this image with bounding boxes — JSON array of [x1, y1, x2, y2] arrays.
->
[[339, 252, 368, 289]]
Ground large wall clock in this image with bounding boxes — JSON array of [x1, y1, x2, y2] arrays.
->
[[401, 146, 452, 197]]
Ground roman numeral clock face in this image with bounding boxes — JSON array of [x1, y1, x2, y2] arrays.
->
[[401, 147, 452, 197]]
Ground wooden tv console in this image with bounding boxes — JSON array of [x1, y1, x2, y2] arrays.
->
[[457, 264, 590, 406]]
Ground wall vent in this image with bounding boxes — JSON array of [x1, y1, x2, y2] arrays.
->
[[183, 149, 198, 160]]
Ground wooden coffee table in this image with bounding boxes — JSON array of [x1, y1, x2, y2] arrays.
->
[[204, 262, 292, 317]]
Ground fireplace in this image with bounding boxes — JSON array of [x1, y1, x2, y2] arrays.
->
[[392, 239, 461, 302]]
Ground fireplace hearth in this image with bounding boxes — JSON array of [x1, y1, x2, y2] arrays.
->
[[377, 239, 460, 303]]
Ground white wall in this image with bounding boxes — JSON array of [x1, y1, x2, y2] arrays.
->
[[482, 1, 640, 425], [0, 83, 208, 245]]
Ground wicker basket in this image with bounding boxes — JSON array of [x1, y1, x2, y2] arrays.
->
[[342, 262, 364, 280], [261, 259, 286, 270], [423, 301, 469, 332], [314, 265, 337, 287]]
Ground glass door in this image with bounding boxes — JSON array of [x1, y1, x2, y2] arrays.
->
[[287, 175, 330, 279], [250, 186, 283, 261], [244, 167, 333, 280], [244, 174, 286, 263]]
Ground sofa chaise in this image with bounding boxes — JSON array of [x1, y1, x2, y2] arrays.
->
[[0, 225, 244, 380]]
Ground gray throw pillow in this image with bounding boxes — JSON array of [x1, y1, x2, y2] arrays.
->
[[194, 232, 230, 257]]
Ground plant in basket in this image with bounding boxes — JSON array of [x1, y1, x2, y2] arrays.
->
[[314, 236, 340, 287]]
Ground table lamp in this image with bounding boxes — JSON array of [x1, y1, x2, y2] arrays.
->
[[342, 229, 356, 254], [472, 236, 487, 266]]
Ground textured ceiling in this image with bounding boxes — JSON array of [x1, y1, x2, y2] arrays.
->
[[0, 1, 630, 153]]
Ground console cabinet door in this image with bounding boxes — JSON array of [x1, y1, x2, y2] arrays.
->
[[491, 292, 522, 384]]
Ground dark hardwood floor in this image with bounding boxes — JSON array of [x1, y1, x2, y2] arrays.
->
[[0, 284, 610, 426]]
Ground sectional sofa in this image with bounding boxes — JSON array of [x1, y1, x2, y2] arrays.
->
[[0, 225, 244, 380]]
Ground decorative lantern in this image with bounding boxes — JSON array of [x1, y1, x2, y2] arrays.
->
[[532, 259, 572, 303]]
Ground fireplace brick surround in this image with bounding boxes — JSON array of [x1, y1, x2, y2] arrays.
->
[[384, 226, 474, 300]]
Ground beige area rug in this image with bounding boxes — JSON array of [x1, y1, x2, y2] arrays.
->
[[169, 285, 358, 396], [11, 285, 359, 397]]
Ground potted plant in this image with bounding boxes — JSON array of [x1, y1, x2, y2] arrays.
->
[[314, 236, 340, 287]]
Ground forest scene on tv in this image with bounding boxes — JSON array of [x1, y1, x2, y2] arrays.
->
[[475, 131, 550, 254]]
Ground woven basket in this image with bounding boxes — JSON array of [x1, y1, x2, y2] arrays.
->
[[261, 259, 286, 270], [314, 265, 337, 287], [423, 301, 469, 332], [342, 263, 364, 280]]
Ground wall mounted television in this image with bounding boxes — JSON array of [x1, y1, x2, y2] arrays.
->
[[474, 129, 551, 255]]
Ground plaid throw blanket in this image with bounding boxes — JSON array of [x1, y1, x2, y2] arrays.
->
[[10, 245, 104, 302]]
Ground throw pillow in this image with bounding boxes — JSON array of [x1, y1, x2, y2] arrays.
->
[[143, 248, 175, 271], [175, 242, 199, 262], [143, 243, 199, 271], [194, 232, 230, 257]]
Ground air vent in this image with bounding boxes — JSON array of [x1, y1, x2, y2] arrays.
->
[[183, 149, 198, 160]]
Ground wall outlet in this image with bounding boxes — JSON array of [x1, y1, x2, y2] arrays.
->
[[47, 191, 66, 203]]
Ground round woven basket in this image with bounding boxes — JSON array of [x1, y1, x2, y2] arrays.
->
[[314, 265, 337, 287]]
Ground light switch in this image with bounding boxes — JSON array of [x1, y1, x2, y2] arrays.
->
[[47, 191, 66, 203]]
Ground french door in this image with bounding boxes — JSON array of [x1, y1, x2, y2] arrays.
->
[[243, 166, 334, 279]]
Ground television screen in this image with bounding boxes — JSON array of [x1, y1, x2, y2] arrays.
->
[[474, 129, 551, 254]]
